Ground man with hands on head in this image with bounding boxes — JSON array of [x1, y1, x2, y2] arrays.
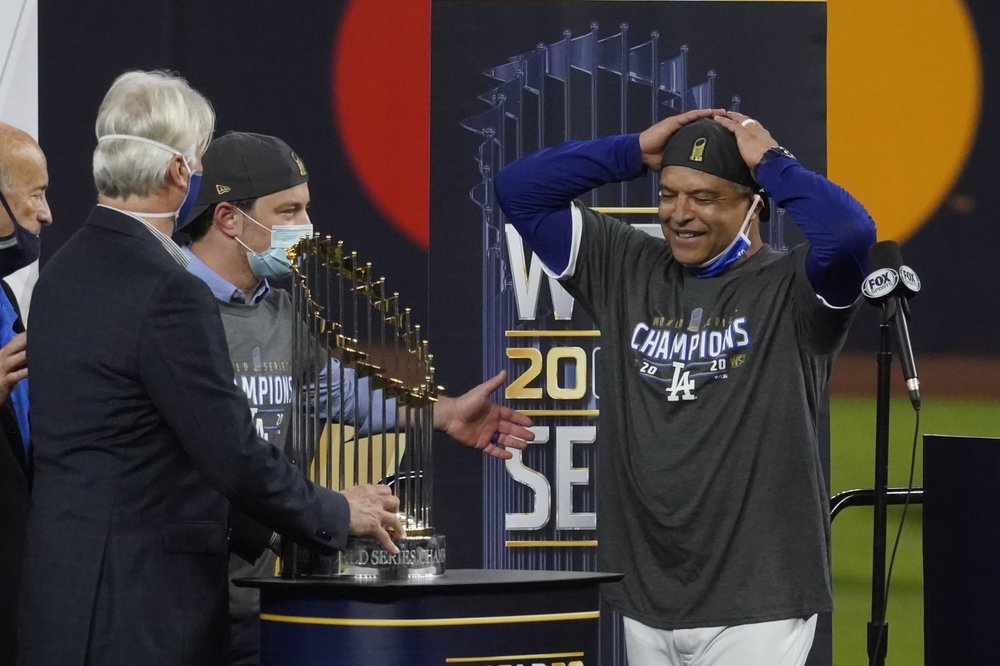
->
[[181, 131, 535, 665], [16, 70, 402, 666], [0, 121, 51, 666], [494, 108, 875, 665]]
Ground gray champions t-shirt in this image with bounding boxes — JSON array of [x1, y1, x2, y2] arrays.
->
[[219, 288, 397, 637], [218, 289, 294, 631], [562, 204, 856, 630]]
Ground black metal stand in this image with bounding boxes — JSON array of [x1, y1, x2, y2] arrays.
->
[[830, 487, 922, 522], [866, 318, 892, 666]]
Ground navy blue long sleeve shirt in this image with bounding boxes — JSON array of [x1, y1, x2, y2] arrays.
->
[[494, 133, 876, 306]]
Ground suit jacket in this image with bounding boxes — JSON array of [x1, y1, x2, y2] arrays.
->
[[0, 280, 28, 666], [18, 206, 349, 665]]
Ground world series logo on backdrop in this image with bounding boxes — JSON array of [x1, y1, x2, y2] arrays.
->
[[502, 227, 599, 536]]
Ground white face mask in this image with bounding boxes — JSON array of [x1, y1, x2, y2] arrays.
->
[[97, 134, 203, 230], [232, 207, 313, 280], [692, 194, 762, 278]]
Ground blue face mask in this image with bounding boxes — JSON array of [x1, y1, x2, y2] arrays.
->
[[175, 169, 202, 231], [0, 188, 40, 275], [692, 194, 761, 278], [96, 133, 202, 232], [234, 208, 313, 281]]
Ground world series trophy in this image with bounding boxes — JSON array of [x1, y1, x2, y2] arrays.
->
[[280, 235, 445, 578]]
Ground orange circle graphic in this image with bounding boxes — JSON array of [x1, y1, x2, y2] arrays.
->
[[828, 0, 982, 242]]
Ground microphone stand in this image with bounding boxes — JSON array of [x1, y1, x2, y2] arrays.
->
[[867, 310, 893, 666]]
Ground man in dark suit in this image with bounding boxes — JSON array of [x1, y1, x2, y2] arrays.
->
[[17, 70, 402, 665], [0, 121, 52, 666]]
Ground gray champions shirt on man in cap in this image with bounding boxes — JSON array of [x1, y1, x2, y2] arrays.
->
[[562, 203, 854, 630]]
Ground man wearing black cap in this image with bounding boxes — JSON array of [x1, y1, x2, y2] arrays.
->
[[182, 131, 535, 665], [494, 108, 875, 665]]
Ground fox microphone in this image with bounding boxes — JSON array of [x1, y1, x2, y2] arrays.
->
[[862, 241, 921, 410]]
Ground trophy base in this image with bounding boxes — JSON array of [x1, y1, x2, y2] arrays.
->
[[284, 533, 446, 579], [341, 533, 446, 578]]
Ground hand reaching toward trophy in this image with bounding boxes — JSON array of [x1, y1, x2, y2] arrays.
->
[[434, 370, 535, 460], [342, 484, 406, 554]]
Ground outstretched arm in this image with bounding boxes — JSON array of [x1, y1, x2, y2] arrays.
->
[[318, 361, 533, 460], [314, 359, 397, 435], [432, 370, 534, 460]]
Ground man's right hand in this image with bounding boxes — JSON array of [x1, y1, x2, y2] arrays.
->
[[342, 484, 405, 554], [638, 108, 726, 171], [0, 331, 28, 406]]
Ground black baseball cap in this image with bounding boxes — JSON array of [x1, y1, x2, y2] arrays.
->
[[660, 118, 756, 189], [660, 117, 768, 220], [184, 131, 309, 226]]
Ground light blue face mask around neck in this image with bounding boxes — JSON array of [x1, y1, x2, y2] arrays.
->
[[692, 194, 761, 278]]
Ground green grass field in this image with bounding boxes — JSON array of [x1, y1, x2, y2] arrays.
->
[[829, 397, 999, 665]]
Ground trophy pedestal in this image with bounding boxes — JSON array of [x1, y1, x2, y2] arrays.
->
[[237, 569, 622, 666]]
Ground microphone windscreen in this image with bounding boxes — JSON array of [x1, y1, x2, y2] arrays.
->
[[869, 240, 903, 272]]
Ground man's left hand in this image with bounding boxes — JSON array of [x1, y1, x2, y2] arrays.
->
[[0, 332, 28, 406], [714, 111, 780, 169], [434, 370, 534, 459]]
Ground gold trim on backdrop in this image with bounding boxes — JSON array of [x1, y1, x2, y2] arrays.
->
[[446, 652, 586, 664], [506, 540, 598, 548], [260, 610, 599, 627], [520, 409, 599, 417], [505, 330, 601, 337], [591, 207, 657, 215]]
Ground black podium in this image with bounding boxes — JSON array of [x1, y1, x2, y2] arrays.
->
[[238, 569, 621, 665], [924, 434, 1000, 665]]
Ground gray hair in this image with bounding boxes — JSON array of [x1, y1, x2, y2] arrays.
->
[[93, 70, 215, 198]]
